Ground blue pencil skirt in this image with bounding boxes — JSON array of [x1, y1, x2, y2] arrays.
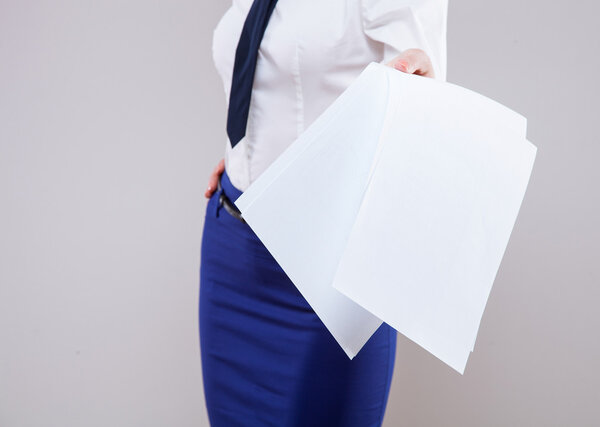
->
[[199, 168, 397, 427]]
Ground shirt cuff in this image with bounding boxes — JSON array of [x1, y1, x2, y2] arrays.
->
[[361, 0, 448, 81]]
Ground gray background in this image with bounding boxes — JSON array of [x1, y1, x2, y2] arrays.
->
[[1, 0, 598, 426]]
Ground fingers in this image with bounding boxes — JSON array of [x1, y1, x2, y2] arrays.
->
[[387, 49, 435, 78], [204, 158, 225, 198]]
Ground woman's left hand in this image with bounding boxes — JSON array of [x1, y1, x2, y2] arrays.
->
[[385, 48, 435, 78]]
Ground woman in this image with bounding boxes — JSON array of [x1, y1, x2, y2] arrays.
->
[[200, 0, 447, 425]]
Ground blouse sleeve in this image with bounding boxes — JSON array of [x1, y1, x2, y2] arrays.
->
[[360, 0, 448, 81]]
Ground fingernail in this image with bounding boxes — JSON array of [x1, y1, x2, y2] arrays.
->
[[207, 185, 212, 190], [395, 61, 409, 72]]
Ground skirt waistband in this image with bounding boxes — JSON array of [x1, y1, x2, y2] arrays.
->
[[220, 168, 243, 203]]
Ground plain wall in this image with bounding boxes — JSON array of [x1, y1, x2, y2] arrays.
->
[[0, 1, 598, 426]]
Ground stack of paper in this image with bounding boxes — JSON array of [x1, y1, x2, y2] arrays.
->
[[234, 62, 536, 374]]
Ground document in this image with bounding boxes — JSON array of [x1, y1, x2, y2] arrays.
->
[[234, 62, 537, 374]]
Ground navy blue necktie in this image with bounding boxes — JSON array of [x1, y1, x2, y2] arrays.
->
[[227, 0, 279, 148]]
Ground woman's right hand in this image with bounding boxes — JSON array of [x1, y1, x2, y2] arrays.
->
[[205, 158, 225, 198]]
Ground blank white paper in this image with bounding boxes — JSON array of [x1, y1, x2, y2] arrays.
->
[[234, 63, 392, 358], [235, 62, 537, 373], [331, 66, 536, 374]]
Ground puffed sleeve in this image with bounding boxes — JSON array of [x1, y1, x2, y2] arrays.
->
[[360, 0, 448, 81]]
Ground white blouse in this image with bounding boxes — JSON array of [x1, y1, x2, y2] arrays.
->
[[212, 0, 448, 191]]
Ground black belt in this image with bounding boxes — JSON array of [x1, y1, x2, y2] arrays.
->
[[217, 173, 246, 224]]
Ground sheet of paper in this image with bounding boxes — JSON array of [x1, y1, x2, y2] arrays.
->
[[235, 62, 537, 373], [235, 63, 392, 358], [331, 66, 536, 374]]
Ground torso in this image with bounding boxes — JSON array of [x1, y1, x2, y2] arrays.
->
[[212, 0, 384, 191]]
